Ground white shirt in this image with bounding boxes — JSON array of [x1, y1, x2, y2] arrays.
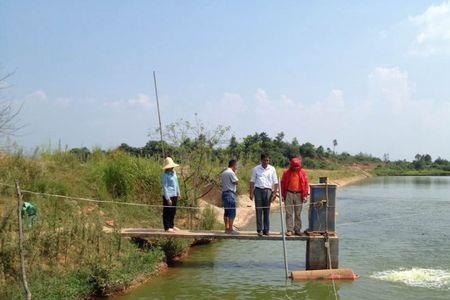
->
[[250, 164, 278, 189]]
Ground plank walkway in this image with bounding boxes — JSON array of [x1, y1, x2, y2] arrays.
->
[[121, 228, 336, 241]]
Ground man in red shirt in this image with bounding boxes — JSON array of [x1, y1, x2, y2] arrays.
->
[[280, 157, 310, 236]]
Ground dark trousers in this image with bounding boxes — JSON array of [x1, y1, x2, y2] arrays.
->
[[254, 188, 272, 234], [162, 196, 177, 230]]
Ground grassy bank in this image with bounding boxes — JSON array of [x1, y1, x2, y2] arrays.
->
[[0, 149, 374, 299], [0, 151, 217, 299], [374, 166, 450, 176]]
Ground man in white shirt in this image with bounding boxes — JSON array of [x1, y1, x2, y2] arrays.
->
[[249, 154, 279, 236]]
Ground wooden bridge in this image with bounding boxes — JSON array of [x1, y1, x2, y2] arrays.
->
[[121, 228, 317, 241]]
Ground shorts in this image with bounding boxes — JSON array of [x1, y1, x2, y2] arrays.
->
[[222, 191, 236, 220]]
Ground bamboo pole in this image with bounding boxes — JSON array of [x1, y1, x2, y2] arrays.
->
[[15, 181, 32, 300], [153, 70, 165, 158], [279, 195, 289, 278]]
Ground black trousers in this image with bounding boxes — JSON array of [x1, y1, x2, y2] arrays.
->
[[254, 187, 272, 234], [162, 196, 177, 230]]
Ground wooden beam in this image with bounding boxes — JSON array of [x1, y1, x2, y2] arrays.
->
[[121, 228, 338, 241]]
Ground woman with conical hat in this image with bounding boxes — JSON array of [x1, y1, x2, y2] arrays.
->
[[162, 157, 181, 232]]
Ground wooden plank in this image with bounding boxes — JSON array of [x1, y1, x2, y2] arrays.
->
[[121, 228, 338, 241]]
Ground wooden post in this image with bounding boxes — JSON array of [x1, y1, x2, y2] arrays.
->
[[15, 181, 32, 300]]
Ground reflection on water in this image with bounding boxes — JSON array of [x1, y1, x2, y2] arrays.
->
[[114, 177, 450, 300]]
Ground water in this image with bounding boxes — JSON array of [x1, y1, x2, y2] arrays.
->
[[114, 177, 450, 299]]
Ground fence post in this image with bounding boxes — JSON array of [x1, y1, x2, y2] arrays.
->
[[15, 181, 32, 300]]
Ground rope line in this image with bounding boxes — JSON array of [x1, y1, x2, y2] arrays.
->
[[0, 182, 308, 210]]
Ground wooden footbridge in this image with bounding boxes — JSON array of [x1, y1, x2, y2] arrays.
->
[[120, 183, 341, 273], [121, 228, 315, 240]]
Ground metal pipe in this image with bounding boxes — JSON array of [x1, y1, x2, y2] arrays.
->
[[279, 195, 289, 278], [153, 70, 165, 158]]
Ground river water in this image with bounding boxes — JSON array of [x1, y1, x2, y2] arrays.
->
[[115, 177, 450, 299]]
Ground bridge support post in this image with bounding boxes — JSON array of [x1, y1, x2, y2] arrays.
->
[[305, 236, 339, 270]]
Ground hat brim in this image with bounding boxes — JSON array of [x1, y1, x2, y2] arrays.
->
[[163, 163, 179, 169]]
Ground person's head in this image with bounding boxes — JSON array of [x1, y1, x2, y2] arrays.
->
[[228, 159, 238, 172], [260, 154, 270, 168], [289, 156, 302, 171], [163, 157, 179, 173]]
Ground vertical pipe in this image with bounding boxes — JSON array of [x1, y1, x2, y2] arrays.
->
[[15, 181, 32, 300], [279, 196, 289, 278], [153, 70, 165, 158]]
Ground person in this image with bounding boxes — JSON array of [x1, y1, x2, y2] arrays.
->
[[250, 154, 279, 236], [221, 159, 239, 234], [162, 157, 181, 232], [21, 201, 37, 228], [280, 157, 310, 236]]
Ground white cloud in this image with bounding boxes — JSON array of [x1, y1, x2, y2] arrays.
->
[[409, 1, 450, 56], [198, 67, 450, 160], [25, 90, 47, 101], [103, 93, 152, 109], [368, 67, 410, 111]]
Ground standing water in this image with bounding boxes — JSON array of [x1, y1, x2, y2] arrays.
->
[[114, 177, 450, 299]]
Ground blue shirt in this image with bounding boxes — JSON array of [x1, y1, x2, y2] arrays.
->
[[162, 171, 181, 200]]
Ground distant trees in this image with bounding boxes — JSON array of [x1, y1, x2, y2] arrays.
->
[[114, 129, 384, 169]]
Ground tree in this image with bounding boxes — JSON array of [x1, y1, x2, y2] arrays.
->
[[0, 71, 22, 138], [163, 117, 230, 228], [332, 139, 338, 154]]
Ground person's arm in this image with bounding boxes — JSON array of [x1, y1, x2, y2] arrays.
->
[[272, 168, 279, 201], [302, 170, 310, 202], [175, 172, 181, 199], [249, 168, 256, 200], [162, 174, 172, 205], [249, 182, 255, 200], [280, 171, 287, 201], [232, 172, 239, 185]]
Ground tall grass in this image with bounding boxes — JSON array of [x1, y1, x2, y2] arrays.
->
[[0, 150, 199, 299]]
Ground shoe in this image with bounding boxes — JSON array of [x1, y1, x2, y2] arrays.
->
[[286, 231, 292, 236], [257, 232, 263, 237], [165, 228, 174, 232], [229, 230, 240, 235], [173, 226, 180, 231], [295, 231, 302, 236], [263, 232, 269, 236]]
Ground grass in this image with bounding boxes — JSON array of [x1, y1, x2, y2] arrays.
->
[[0, 150, 219, 299], [0, 150, 370, 299]]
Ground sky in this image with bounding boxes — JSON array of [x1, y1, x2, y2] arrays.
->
[[1, 1, 450, 160]]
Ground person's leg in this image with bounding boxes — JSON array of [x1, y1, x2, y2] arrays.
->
[[254, 188, 263, 234], [170, 196, 177, 229], [228, 194, 237, 233], [262, 189, 271, 234], [222, 192, 230, 233], [162, 197, 170, 230], [285, 192, 295, 233], [293, 194, 303, 234]]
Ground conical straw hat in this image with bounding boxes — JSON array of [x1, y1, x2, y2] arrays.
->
[[163, 157, 179, 169]]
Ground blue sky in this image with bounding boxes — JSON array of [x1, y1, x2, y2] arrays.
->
[[1, 1, 450, 160]]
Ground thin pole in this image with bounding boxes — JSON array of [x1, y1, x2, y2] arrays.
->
[[15, 181, 32, 300], [153, 70, 165, 158], [279, 195, 289, 279]]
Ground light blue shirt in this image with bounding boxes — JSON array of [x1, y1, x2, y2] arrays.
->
[[162, 171, 181, 200]]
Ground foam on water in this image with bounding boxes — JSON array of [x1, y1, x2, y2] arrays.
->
[[371, 268, 450, 289]]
